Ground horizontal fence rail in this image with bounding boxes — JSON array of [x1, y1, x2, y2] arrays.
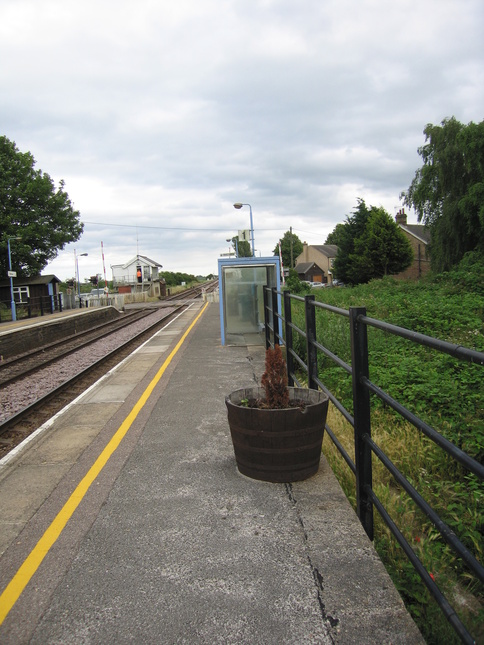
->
[[0, 295, 63, 322], [263, 286, 483, 645]]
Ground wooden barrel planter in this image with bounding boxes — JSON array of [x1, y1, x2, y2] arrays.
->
[[225, 387, 329, 483]]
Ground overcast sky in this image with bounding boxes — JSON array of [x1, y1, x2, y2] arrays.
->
[[2, 0, 483, 281]]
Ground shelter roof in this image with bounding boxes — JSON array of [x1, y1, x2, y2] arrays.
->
[[0, 274, 61, 287]]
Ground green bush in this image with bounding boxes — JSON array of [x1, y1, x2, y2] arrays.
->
[[284, 259, 483, 643]]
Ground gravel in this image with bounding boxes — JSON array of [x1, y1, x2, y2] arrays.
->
[[0, 308, 176, 423]]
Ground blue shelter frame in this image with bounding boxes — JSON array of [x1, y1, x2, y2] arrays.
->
[[218, 256, 281, 346]]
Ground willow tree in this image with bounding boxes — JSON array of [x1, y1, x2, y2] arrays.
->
[[401, 117, 484, 271]]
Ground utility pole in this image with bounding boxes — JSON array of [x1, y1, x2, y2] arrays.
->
[[290, 226, 294, 268]]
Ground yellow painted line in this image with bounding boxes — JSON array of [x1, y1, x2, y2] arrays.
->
[[0, 303, 209, 625]]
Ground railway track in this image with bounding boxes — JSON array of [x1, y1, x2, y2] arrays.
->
[[0, 309, 153, 386], [0, 305, 186, 458], [0, 290, 213, 459], [0, 281, 218, 458], [164, 279, 218, 301]]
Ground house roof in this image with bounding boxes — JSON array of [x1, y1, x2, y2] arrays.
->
[[310, 244, 339, 258], [111, 254, 163, 270], [399, 224, 431, 245]]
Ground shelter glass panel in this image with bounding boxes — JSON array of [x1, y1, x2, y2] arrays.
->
[[222, 264, 277, 345]]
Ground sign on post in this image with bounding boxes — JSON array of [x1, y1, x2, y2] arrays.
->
[[238, 230, 250, 242]]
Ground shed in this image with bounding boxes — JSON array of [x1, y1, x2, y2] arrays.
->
[[294, 244, 339, 284], [294, 262, 326, 283], [0, 274, 62, 319]]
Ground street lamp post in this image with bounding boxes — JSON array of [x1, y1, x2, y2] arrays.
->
[[226, 238, 238, 257], [233, 203, 255, 256], [74, 250, 88, 307], [7, 236, 22, 322]]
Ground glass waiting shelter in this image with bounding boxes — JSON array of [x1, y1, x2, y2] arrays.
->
[[218, 256, 281, 346]]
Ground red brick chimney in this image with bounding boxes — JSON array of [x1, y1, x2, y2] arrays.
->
[[395, 208, 407, 226]]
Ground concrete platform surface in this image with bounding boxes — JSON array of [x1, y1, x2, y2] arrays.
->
[[0, 302, 424, 644]]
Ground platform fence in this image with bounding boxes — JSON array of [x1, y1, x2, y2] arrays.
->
[[263, 286, 483, 645]]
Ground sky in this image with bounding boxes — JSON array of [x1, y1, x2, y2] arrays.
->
[[1, 0, 483, 282]]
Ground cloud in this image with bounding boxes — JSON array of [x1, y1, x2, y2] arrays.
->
[[1, 0, 483, 281]]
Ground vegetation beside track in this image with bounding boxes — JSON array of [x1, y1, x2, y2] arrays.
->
[[290, 253, 483, 644]]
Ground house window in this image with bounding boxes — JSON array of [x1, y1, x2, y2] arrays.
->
[[329, 259, 334, 268], [143, 266, 150, 281], [13, 286, 29, 303]]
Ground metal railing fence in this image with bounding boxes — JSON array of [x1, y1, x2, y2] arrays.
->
[[263, 286, 483, 645], [0, 295, 63, 322]]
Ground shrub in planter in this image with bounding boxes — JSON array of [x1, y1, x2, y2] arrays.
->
[[225, 345, 329, 482]]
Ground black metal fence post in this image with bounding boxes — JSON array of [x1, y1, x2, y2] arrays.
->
[[349, 306, 373, 540], [271, 288, 279, 345], [284, 290, 294, 386], [263, 287, 271, 348], [305, 295, 318, 389]]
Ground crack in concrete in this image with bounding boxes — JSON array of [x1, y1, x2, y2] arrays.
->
[[246, 353, 260, 385], [285, 482, 339, 640]]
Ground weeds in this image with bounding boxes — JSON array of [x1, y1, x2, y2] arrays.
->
[[289, 260, 484, 643]]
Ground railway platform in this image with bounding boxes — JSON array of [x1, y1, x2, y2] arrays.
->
[[0, 302, 424, 644]]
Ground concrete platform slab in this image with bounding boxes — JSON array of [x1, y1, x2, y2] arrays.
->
[[0, 463, 73, 524], [82, 383, 137, 403], [138, 344, 170, 353], [21, 424, 103, 465], [0, 303, 424, 644], [52, 402, 122, 427]]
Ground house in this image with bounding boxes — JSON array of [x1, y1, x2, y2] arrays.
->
[[111, 254, 165, 297], [294, 244, 339, 285], [395, 209, 431, 279], [0, 274, 62, 319]]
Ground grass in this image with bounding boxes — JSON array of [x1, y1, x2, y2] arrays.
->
[[289, 260, 484, 644], [323, 404, 483, 644]]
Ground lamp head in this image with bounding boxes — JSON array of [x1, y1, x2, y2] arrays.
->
[[233, 203, 243, 209]]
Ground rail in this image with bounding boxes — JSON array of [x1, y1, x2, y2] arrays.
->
[[0, 305, 184, 437], [263, 286, 483, 645]]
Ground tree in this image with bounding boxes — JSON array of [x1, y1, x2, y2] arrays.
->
[[350, 207, 413, 282], [329, 200, 413, 285], [273, 229, 303, 269], [161, 271, 197, 286], [330, 199, 372, 284], [401, 117, 484, 271], [284, 268, 310, 294], [229, 236, 252, 257], [0, 136, 83, 277], [325, 223, 347, 247]]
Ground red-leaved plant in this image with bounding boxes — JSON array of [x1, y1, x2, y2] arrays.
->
[[260, 344, 290, 409]]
